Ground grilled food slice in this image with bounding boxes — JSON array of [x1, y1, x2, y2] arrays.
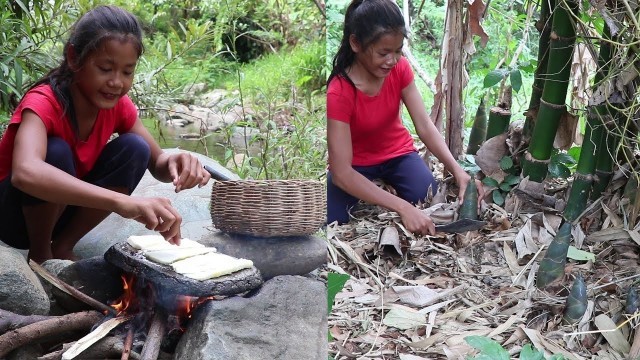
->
[[143, 247, 215, 265], [172, 252, 254, 280]]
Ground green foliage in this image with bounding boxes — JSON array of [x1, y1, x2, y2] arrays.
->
[[548, 151, 577, 179], [458, 155, 482, 174], [465, 336, 509, 360], [465, 337, 565, 360], [0, 0, 79, 115], [482, 172, 519, 206], [483, 68, 523, 93], [327, 272, 350, 314]]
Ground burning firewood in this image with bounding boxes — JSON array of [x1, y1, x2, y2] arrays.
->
[[29, 260, 117, 315], [140, 309, 167, 360], [0, 310, 102, 358]]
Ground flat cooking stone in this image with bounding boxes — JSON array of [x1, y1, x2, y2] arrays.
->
[[104, 242, 262, 297]]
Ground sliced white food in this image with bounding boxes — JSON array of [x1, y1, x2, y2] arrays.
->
[[126, 235, 168, 250], [174, 252, 253, 280], [175, 238, 206, 249], [170, 252, 239, 273], [144, 247, 215, 265], [127, 235, 207, 251]]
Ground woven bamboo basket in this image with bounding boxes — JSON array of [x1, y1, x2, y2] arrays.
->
[[210, 179, 326, 237]]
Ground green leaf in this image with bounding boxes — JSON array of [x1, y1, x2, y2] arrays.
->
[[327, 272, 349, 314], [567, 246, 595, 261], [549, 162, 571, 178], [499, 156, 514, 170], [492, 190, 505, 206], [519, 344, 545, 360], [510, 69, 523, 92], [553, 152, 577, 165], [567, 146, 582, 163], [465, 336, 509, 360], [482, 177, 500, 187], [504, 174, 520, 186], [499, 183, 512, 192], [483, 69, 508, 88], [548, 355, 566, 360]]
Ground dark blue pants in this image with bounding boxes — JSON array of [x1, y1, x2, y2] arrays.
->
[[327, 151, 437, 224], [0, 133, 150, 249]]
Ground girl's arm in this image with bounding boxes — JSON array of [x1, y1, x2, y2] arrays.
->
[[401, 81, 476, 202], [126, 119, 210, 192], [328, 119, 435, 235], [11, 111, 182, 243]]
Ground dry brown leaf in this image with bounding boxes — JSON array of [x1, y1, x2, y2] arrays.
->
[[379, 226, 403, 256], [467, 0, 489, 46], [514, 221, 538, 259], [586, 227, 630, 243], [594, 314, 631, 354], [503, 241, 521, 275], [392, 286, 441, 307], [475, 133, 508, 181], [521, 326, 585, 360], [554, 112, 580, 150], [382, 305, 426, 330]]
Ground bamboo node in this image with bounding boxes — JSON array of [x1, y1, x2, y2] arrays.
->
[[573, 172, 595, 182], [525, 151, 551, 164], [540, 98, 567, 110]]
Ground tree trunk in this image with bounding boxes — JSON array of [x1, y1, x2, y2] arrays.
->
[[442, 0, 466, 159]]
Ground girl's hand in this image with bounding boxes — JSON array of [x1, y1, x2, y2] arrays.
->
[[398, 205, 436, 236], [167, 153, 211, 192], [116, 196, 183, 244], [455, 171, 484, 208]]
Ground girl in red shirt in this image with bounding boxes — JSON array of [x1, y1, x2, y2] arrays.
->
[[327, 0, 478, 235], [0, 6, 211, 262]]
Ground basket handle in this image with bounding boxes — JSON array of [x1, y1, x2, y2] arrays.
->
[[204, 165, 233, 181]]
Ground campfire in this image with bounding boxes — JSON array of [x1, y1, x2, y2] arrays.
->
[[0, 240, 263, 360]]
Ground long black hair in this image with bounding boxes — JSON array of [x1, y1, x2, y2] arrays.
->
[[327, 0, 406, 87], [27, 5, 144, 136]]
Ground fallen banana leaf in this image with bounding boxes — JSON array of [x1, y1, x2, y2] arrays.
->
[[537, 222, 571, 288]]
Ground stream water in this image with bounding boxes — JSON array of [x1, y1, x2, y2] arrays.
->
[[142, 118, 227, 162]]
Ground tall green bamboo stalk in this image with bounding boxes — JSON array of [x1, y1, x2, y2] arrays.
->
[[522, 0, 578, 182], [564, 25, 613, 221], [523, 0, 557, 140]]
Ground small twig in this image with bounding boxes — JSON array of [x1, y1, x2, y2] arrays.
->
[[589, 273, 640, 292], [121, 326, 135, 360], [29, 260, 117, 315], [62, 316, 132, 360]]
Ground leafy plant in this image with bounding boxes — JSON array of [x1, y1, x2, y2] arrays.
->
[[465, 336, 565, 360], [481, 156, 519, 206], [484, 67, 524, 93], [327, 272, 350, 314], [548, 151, 578, 179]]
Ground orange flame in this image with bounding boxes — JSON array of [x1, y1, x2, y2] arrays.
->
[[111, 274, 136, 315]]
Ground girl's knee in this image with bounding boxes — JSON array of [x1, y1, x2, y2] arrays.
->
[[116, 133, 151, 163], [45, 138, 75, 175]]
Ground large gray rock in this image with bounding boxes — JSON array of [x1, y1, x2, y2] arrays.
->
[[200, 232, 327, 279], [0, 247, 49, 315], [41, 259, 75, 315], [74, 150, 238, 259], [174, 275, 327, 360], [53, 257, 123, 313]]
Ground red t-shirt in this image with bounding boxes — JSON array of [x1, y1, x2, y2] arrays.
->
[[327, 56, 416, 166], [0, 84, 138, 181]]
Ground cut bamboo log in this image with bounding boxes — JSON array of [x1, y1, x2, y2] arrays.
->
[[29, 260, 116, 315], [0, 310, 102, 358], [61, 315, 132, 360]]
